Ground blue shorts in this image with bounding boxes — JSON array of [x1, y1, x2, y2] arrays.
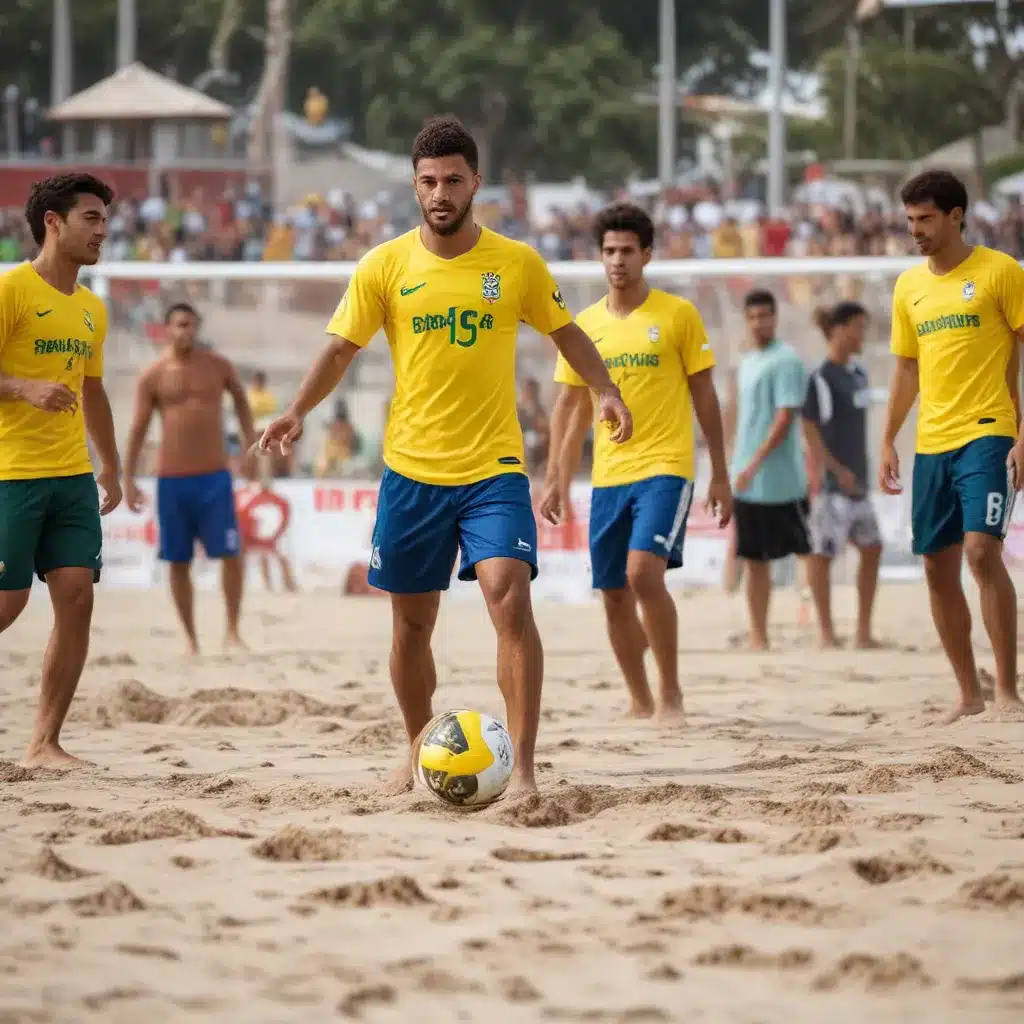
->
[[589, 474, 693, 590], [368, 468, 538, 593], [911, 435, 1016, 555], [156, 469, 240, 563]]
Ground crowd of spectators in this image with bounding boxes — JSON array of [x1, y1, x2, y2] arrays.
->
[[5, 181, 1024, 266]]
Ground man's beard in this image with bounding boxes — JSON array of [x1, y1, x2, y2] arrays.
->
[[420, 198, 473, 237]]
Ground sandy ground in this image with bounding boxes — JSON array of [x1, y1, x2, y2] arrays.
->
[[1, 581, 1023, 1024]]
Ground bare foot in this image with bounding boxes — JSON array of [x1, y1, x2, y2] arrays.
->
[[377, 755, 414, 796], [655, 693, 685, 725], [748, 635, 769, 652], [184, 638, 200, 657], [503, 770, 538, 800], [21, 743, 91, 769], [993, 693, 1024, 714], [224, 632, 248, 651], [854, 636, 883, 650], [935, 699, 986, 726], [819, 634, 843, 649], [627, 698, 655, 719]]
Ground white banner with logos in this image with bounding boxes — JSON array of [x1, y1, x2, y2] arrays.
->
[[93, 476, 1024, 600]]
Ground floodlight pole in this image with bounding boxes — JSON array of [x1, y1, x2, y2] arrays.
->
[[768, 0, 787, 216]]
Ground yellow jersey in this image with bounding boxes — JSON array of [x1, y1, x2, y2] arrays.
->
[[891, 246, 1024, 454], [0, 262, 107, 480], [326, 226, 571, 485], [554, 289, 715, 487]]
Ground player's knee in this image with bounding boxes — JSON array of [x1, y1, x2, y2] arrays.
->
[[50, 575, 94, 620], [391, 595, 440, 643], [601, 587, 631, 613], [963, 534, 1003, 578], [626, 562, 665, 601], [0, 590, 30, 632], [482, 572, 531, 636]]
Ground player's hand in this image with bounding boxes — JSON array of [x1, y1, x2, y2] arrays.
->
[[258, 410, 304, 456], [97, 466, 122, 516], [878, 442, 902, 494], [733, 465, 756, 495], [21, 380, 78, 413], [597, 386, 632, 444], [124, 479, 147, 514], [1007, 442, 1024, 491], [705, 472, 733, 527], [539, 480, 567, 525], [836, 465, 861, 497]]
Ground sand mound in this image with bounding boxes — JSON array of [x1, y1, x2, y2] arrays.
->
[[304, 875, 432, 909], [813, 953, 934, 991], [957, 873, 1024, 908], [96, 807, 252, 845], [30, 847, 93, 881], [252, 826, 350, 862], [851, 850, 952, 885], [693, 944, 814, 970], [656, 885, 840, 925], [69, 882, 146, 917], [491, 847, 587, 863], [746, 797, 851, 827]]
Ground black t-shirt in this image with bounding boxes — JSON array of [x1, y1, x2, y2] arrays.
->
[[802, 358, 870, 495]]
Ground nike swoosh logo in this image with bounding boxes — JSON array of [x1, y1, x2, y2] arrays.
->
[[37, 309, 52, 317], [400, 283, 426, 296], [913, 297, 923, 306]]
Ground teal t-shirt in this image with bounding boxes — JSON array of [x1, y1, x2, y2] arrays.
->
[[730, 340, 808, 504]]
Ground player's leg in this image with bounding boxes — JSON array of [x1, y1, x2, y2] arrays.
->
[[624, 475, 693, 721], [197, 470, 245, 649], [24, 475, 102, 766], [734, 501, 772, 650], [458, 473, 541, 796], [955, 437, 1021, 710], [591, 483, 653, 717], [913, 450, 983, 723], [849, 498, 883, 648], [806, 493, 846, 648], [156, 476, 201, 654], [369, 469, 459, 794], [0, 480, 44, 636]]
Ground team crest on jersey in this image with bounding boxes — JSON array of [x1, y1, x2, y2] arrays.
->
[[962, 280, 976, 302], [648, 326, 660, 343], [481, 272, 501, 304], [83, 309, 94, 332]]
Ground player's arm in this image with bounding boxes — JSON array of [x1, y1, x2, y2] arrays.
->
[[224, 360, 257, 452], [81, 313, 122, 513], [262, 257, 383, 453], [879, 281, 919, 493], [519, 249, 630, 442], [721, 368, 738, 452], [801, 373, 856, 492], [0, 278, 77, 410], [122, 367, 157, 510], [552, 386, 593, 495], [679, 304, 728, 485], [735, 355, 804, 486]]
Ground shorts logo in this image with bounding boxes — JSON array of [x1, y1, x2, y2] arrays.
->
[[962, 281, 975, 302], [83, 310, 95, 332], [0, 561, 5, 577], [370, 546, 382, 570], [648, 326, 660, 343], [481, 272, 501, 304], [225, 528, 238, 552], [515, 538, 532, 553]]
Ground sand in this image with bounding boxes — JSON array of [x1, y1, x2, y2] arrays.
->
[[1, 582, 1023, 1023]]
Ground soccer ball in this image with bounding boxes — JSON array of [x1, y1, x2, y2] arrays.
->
[[417, 709, 514, 807]]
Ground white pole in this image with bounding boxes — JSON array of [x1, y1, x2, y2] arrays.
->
[[117, 0, 136, 68], [768, 0, 787, 217], [658, 0, 676, 187]]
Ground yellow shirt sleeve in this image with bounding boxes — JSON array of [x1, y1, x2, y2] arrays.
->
[[676, 301, 716, 375], [520, 246, 573, 336], [553, 350, 585, 387], [995, 255, 1024, 332], [325, 252, 385, 347], [890, 276, 918, 359], [85, 300, 106, 377], [0, 271, 25, 355]]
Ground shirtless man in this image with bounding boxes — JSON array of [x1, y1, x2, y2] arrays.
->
[[123, 303, 256, 653]]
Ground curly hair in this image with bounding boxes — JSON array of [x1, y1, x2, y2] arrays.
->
[[594, 203, 655, 250], [24, 173, 114, 246], [411, 116, 479, 173], [900, 169, 968, 219]]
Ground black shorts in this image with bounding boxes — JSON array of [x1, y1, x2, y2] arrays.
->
[[734, 498, 811, 562]]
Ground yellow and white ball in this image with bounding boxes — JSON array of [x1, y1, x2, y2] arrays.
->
[[417, 709, 514, 806]]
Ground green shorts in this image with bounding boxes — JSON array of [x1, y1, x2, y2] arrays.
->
[[0, 474, 102, 590]]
